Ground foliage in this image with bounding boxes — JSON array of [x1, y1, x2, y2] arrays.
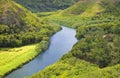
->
[[30, 0, 120, 78], [43, 0, 120, 67], [73, 22, 120, 67], [0, 44, 37, 77], [30, 57, 99, 78], [0, 0, 60, 47], [14, 0, 79, 12], [0, 37, 51, 78], [30, 56, 120, 78], [0, 0, 61, 78]]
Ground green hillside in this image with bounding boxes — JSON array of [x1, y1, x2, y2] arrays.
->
[[43, 0, 120, 27], [0, 0, 60, 47], [61, 0, 120, 17], [30, 0, 120, 78], [14, 0, 79, 12], [0, 0, 60, 77]]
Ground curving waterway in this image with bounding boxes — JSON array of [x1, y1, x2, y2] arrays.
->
[[6, 26, 77, 78]]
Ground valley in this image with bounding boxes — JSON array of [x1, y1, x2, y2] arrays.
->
[[30, 0, 120, 78], [5, 26, 77, 78], [0, 0, 120, 78]]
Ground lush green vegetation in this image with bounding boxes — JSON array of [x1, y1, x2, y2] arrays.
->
[[40, 0, 120, 28], [0, 44, 37, 77], [0, 0, 120, 78], [72, 21, 120, 67], [30, 57, 99, 78], [14, 0, 79, 12], [0, 0, 60, 78], [30, 0, 120, 78], [0, 38, 51, 78], [30, 57, 120, 78], [0, 0, 60, 47]]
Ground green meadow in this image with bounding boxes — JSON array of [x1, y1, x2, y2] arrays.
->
[[0, 44, 37, 77]]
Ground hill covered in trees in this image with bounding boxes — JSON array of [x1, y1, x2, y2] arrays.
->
[[30, 0, 120, 77], [14, 0, 79, 12], [0, 0, 60, 77], [0, 0, 60, 47]]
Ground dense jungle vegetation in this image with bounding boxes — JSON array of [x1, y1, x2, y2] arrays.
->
[[30, 0, 120, 78]]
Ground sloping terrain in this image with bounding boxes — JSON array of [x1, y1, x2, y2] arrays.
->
[[0, 0, 60, 47], [61, 0, 120, 16], [30, 57, 120, 78], [14, 0, 79, 12], [45, 0, 120, 27]]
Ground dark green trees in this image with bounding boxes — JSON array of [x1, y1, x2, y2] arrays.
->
[[71, 22, 120, 67]]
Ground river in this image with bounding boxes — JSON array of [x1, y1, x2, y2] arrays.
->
[[6, 26, 77, 78]]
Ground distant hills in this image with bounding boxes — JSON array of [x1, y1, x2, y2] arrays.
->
[[61, 0, 120, 18], [45, 0, 120, 28], [14, 0, 79, 12]]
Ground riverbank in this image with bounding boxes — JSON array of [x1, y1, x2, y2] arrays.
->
[[0, 40, 50, 78], [5, 26, 77, 78], [0, 44, 37, 78], [0, 26, 61, 78]]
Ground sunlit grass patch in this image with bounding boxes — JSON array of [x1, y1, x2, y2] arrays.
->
[[0, 44, 37, 77]]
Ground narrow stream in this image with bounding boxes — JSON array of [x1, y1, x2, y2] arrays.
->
[[6, 26, 77, 78]]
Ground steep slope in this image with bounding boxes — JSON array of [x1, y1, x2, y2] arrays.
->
[[0, 0, 40, 32], [14, 0, 79, 12], [61, 0, 98, 15], [0, 0, 60, 47]]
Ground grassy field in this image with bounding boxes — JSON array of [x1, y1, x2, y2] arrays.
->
[[0, 42, 48, 78], [0, 44, 37, 77]]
